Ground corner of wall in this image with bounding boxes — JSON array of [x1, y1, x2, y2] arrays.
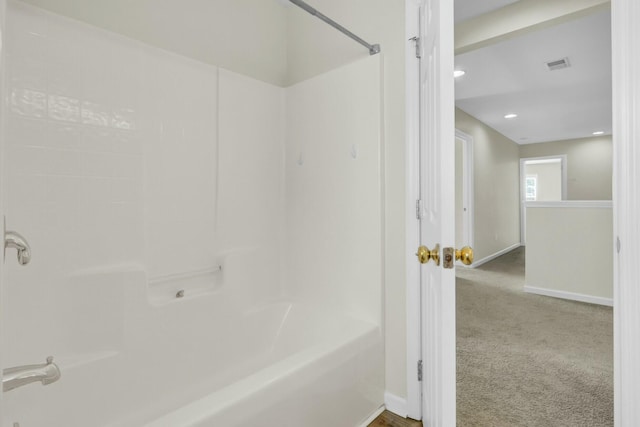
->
[[455, 108, 521, 262]]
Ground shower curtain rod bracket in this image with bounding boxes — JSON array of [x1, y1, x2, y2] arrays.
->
[[289, 0, 381, 56]]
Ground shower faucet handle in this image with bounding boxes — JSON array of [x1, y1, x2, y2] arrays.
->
[[5, 231, 32, 265], [4, 218, 31, 266]]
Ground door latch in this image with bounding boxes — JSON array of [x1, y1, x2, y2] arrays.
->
[[443, 246, 474, 269]]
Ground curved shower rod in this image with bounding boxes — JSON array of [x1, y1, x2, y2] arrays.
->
[[289, 0, 381, 56]]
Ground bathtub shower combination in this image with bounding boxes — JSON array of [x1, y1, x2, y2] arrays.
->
[[1, 1, 385, 426]]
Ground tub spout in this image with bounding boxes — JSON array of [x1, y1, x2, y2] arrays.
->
[[3, 356, 61, 392]]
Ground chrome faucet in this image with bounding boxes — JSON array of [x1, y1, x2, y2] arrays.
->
[[3, 356, 61, 392], [4, 230, 31, 265]]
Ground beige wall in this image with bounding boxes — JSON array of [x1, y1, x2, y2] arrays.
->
[[456, 109, 521, 262], [525, 162, 562, 201], [519, 136, 613, 200], [525, 204, 613, 301]]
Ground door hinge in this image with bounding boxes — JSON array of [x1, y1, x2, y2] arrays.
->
[[417, 359, 423, 381], [409, 36, 421, 59], [416, 199, 422, 220]]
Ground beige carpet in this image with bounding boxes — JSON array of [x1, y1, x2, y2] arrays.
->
[[456, 247, 613, 426]]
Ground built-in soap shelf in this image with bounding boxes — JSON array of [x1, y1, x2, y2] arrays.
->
[[148, 264, 224, 306]]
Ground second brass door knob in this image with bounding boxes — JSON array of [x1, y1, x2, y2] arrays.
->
[[416, 244, 440, 266], [455, 246, 474, 265]]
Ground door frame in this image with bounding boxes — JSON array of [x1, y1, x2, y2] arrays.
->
[[404, 0, 422, 419], [519, 155, 567, 244], [0, 0, 7, 422], [455, 129, 474, 256], [405, 0, 640, 424]]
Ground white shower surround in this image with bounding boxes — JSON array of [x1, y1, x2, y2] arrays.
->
[[2, 2, 384, 426]]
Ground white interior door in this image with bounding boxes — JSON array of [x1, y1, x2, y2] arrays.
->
[[612, 0, 640, 424], [418, 0, 456, 425]]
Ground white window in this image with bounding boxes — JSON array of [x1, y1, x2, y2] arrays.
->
[[526, 175, 537, 201]]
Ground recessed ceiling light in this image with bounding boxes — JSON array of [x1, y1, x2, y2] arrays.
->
[[454, 70, 466, 78], [592, 131, 605, 135], [504, 113, 518, 119]]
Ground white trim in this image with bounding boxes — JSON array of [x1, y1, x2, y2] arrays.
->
[[0, 0, 6, 420], [525, 158, 562, 165], [519, 155, 568, 244], [469, 243, 521, 268], [524, 285, 613, 307], [384, 392, 409, 417], [525, 200, 613, 209], [404, 0, 422, 420], [358, 406, 386, 427], [612, 0, 640, 424], [455, 129, 475, 255]]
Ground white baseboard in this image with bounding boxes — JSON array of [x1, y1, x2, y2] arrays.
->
[[524, 285, 613, 307], [384, 392, 408, 417], [469, 243, 521, 268], [358, 405, 385, 427]]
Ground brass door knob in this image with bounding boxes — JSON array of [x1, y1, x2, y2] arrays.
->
[[455, 246, 474, 265], [416, 244, 440, 266]]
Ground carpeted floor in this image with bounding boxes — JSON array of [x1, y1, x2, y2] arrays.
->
[[456, 247, 613, 426]]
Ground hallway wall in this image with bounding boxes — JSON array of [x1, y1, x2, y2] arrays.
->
[[524, 162, 563, 201], [519, 136, 612, 200], [456, 108, 521, 262]]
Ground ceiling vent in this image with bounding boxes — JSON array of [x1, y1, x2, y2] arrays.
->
[[546, 57, 571, 71]]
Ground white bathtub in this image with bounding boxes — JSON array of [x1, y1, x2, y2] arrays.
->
[[142, 302, 383, 427], [121, 298, 383, 427], [3, 274, 383, 427]]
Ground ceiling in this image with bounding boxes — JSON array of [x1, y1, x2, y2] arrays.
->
[[455, 0, 520, 23], [454, 4, 612, 144]]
